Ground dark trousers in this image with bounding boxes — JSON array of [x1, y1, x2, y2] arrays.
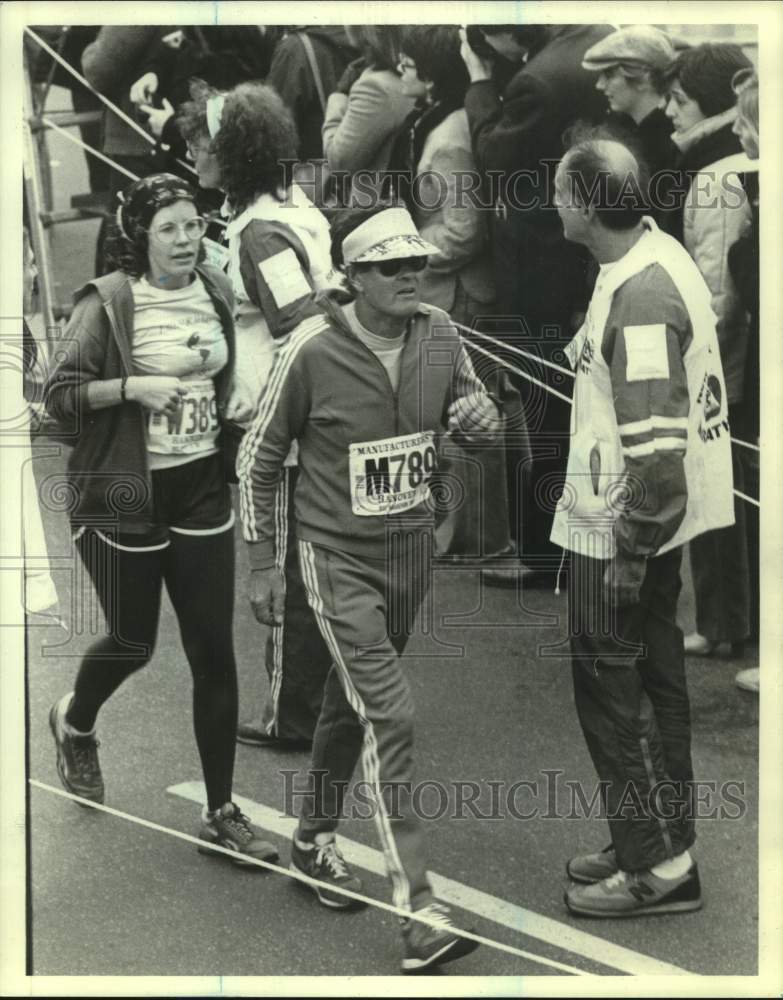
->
[[68, 523, 238, 812], [569, 548, 696, 872], [260, 466, 332, 741], [491, 218, 588, 566], [689, 403, 750, 644]]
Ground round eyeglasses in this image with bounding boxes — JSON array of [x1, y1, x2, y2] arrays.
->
[[148, 217, 207, 244]]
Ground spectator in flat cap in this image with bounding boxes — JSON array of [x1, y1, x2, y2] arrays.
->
[[583, 26, 677, 192]]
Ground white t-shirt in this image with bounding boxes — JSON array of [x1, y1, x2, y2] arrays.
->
[[131, 275, 228, 470], [343, 301, 406, 394]]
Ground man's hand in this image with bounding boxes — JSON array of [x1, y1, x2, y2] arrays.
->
[[603, 553, 647, 607], [249, 567, 285, 626], [447, 390, 502, 438], [459, 27, 493, 83]]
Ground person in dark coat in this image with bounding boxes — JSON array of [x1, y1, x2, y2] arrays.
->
[[459, 23, 613, 573], [581, 24, 678, 220], [267, 26, 358, 163]]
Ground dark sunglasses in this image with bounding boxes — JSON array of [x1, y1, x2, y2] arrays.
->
[[372, 256, 428, 277]]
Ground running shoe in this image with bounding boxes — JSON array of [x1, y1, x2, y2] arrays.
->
[[401, 901, 479, 972], [290, 835, 365, 909], [566, 844, 618, 884], [49, 693, 104, 804], [565, 864, 702, 918], [735, 667, 759, 693], [198, 803, 279, 867], [236, 721, 312, 751]]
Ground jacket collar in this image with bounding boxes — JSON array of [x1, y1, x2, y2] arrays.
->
[[671, 107, 736, 153]]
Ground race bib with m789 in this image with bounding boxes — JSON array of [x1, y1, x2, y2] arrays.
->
[[349, 431, 437, 516]]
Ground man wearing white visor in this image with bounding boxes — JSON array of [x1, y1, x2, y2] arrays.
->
[[239, 204, 502, 971]]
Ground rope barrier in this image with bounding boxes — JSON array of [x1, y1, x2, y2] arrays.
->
[[458, 327, 759, 508], [733, 489, 760, 509], [33, 116, 227, 232], [467, 340, 575, 405], [24, 27, 198, 179], [40, 116, 140, 182], [731, 436, 760, 453], [28, 779, 587, 976], [454, 320, 575, 379], [29, 81, 761, 508]]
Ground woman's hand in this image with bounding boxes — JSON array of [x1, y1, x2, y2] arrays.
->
[[459, 27, 493, 83], [125, 375, 187, 414], [222, 384, 254, 424], [130, 71, 159, 106], [139, 98, 175, 138]]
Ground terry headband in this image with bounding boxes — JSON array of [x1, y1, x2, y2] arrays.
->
[[206, 94, 226, 138]]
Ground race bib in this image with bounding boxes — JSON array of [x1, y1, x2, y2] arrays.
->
[[148, 379, 220, 456], [349, 431, 436, 517], [203, 237, 230, 271]]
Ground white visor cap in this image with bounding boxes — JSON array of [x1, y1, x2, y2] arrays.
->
[[342, 208, 442, 265]]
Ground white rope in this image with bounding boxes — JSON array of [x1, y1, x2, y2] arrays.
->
[[455, 320, 575, 379], [28, 779, 586, 976], [733, 489, 760, 508], [25, 27, 198, 178], [731, 436, 760, 452], [467, 340, 574, 405], [35, 116, 227, 231], [40, 116, 139, 181], [462, 329, 759, 507]]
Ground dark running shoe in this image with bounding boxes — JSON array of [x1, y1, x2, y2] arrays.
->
[[236, 721, 312, 751], [198, 803, 279, 867], [49, 693, 104, 804], [401, 901, 479, 973], [290, 836, 365, 909], [565, 864, 702, 918], [566, 844, 619, 884]]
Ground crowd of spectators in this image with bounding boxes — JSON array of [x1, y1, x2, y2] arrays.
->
[[33, 21, 761, 683]]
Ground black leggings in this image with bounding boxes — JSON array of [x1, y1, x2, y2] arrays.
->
[[67, 525, 238, 811]]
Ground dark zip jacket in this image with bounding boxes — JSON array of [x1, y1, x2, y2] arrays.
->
[[44, 264, 236, 532]]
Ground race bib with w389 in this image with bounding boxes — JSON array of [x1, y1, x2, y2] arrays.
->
[[147, 379, 220, 456], [349, 431, 437, 516]]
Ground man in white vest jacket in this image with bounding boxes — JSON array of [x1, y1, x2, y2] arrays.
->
[[551, 138, 734, 917]]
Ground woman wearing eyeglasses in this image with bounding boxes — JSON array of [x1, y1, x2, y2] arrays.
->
[[44, 173, 278, 866]]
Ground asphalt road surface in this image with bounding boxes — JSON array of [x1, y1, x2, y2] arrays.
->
[[22, 84, 760, 982], [25, 439, 760, 979]]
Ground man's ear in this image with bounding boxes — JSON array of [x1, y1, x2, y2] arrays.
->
[[346, 264, 363, 294]]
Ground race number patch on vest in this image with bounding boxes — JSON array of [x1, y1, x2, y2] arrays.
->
[[259, 248, 311, 308], [623, 324, 669, 382], [148, 379, 220, 455], [203, 237, 230, 271], [349, 431, 436, 516]]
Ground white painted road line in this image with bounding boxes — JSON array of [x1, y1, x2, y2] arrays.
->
[[29, 779, 584, 975], [168, 781, 696, 978]]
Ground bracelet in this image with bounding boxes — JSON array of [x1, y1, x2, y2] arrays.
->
[[120, 376, 128, 402]]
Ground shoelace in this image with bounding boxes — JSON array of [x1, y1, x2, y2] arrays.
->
[[219, 808, 254, 844], [71, 737, 100, 775], [414, 902, 455, 929], [603, 870, 630, 890], [314, 842, 349, 879]]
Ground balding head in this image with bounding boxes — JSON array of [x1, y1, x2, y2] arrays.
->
[[557, 137, 649, 231]]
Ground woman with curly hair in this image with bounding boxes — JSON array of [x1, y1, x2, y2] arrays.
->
[[45, 173, 278, 866], [177, 81, 336, 750]]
